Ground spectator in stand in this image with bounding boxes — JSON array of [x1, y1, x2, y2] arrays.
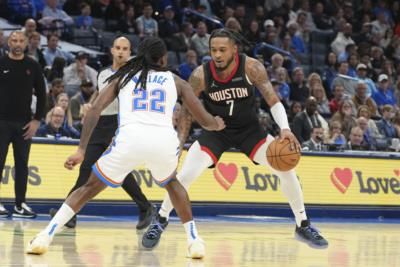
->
[[331, 23, 355, 56], [159, 5, 179, 39], [356, 116, 377, 150], [105, 0, 124, 22], [322, 52, 338, 96], [43, 33, 74, 66], [331, 61, 357, 97], [190, 21, 210, 59], [136, 2, 158, 39], [75, 2, 93, 29], [117, 5, 137, 34], [46, 78, 64, 112], [0, 29, 7, 57], [373, 74, 397, 111], [288, 101, 303, 125], [36, 106, 78, 139], [329, 84, 345, 114], [42, 0, 74, 25], [233, 4, 247, 27], [352, 81, 378, 117], [22, 19, 37, 38], [296, 11, 311, 44], [344, 126, 367, 150], [325, 121, 346, 148], [307, 72, 322, 89], [356, 63, 377, 97], [347, 53, 359, 78], [171, 22, 194, 53], [63, 51, 98, 97], [178, 49, 198, 81], [53, 92, 76, 133], [311, 83, 330, 117], [301, 126, 325, 151], [225, 17, 242, 33], [331, 99, 357, 139], [245, 20, 262, 44], [370, 46, 385, 74], [357, 105, 381, 135], [287, 21, 307, 54], [371, 11, 390, 39], [25, 31, 46, 69], [292, 97, 321, 143], [91, 0, 110, 18], [69, 79, 95, 122], [312, 2, 335, 30], [276, 67, 290, 103], [376, 105, 398, 139], [289, 67, 309, 104], [45, 56, 65, 83], [392, 110, 400, 138], [267, 53, 284, 80]]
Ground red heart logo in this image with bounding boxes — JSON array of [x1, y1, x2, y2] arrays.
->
[[330, 168, 353, 193], [394, 170, 400, 176], [213, 163, 238, 190]]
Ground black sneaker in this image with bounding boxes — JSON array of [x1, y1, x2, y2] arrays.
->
[[142, 215, 168, 249], [295, 219, 328, 249], [0, 203, 9, 218], [136, 205, 156, 230], [49, 208, 77, 228], [12, 203, 36, 219]]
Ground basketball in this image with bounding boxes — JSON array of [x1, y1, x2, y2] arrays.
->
[[266, 138, 301, 171]]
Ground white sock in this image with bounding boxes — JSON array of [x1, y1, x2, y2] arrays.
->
[[183, 220, 198, 243], [252, 137, 307, 227], [43, 203, 75, 237], [277, 169, 308, 227]]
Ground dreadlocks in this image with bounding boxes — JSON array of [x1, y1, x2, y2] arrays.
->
[[105, 37, 168, 90]]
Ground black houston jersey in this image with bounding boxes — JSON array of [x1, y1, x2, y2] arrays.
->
[[202, 54, 258, 129]]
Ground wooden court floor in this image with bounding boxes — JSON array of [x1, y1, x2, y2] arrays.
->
[[0, 216, 399, 267]]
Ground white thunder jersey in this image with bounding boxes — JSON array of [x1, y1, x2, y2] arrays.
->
[[94, 70, 179, 187], [97, 66, 119, 115], [118, 70, 177, 128]]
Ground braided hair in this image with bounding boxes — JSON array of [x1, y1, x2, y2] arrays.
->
[[209, 28, 252, 47], [106, 37, 168, 90]]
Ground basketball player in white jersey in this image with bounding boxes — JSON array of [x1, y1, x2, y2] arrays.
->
[[27, 37, 225, 259], [49, 36, 155, 230]]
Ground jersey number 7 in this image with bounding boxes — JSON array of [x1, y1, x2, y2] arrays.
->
[[132, 89, 166, 113]]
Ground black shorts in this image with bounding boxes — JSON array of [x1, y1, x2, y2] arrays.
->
[[197, 124, 267, 165]]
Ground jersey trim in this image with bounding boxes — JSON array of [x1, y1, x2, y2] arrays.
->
[[200, 145, 218, 164], [249, 137, 267, 161], [92, 162, 121, 188], [209, 53, 240, 83]]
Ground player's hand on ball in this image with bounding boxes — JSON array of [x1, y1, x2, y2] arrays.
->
[[64, 149, 85, 170], [279, 129, 301, 152], [214, 116, 225, 131]]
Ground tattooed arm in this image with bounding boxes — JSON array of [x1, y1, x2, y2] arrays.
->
[[246, 56, 299, 146], [245, 57, 280, 107]]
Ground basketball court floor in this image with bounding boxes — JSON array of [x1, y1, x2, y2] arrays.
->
[[0, 215, 399, 267]]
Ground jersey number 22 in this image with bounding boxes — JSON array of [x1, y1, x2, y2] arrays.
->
[[132, 89, 166, 113]]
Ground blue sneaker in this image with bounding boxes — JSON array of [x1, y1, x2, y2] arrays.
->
[[142, 215, 168, 249], [295, 220, 328, 249]]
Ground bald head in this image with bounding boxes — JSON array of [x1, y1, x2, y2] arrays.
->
[[111, 36, 131, 67]]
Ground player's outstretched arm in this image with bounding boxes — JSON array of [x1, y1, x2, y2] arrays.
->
[[65, 80, 118, 170], [175, 69, 225, 132], [246, 57, 299, 148]]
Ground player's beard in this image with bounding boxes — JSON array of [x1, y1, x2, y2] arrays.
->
[[215, 54, 235, 72]]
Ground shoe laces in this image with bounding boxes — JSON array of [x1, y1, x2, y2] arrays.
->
[[145, 223, 164, 239], [304, 225, 323, 240]]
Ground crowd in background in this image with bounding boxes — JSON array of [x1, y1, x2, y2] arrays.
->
[[1, 0, 400, 152]]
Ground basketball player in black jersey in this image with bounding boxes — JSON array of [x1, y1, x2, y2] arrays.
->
[[143, 29, 328, 249], [49, 37, 155, 229]]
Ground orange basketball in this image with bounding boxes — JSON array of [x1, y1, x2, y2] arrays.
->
[[266, 138, 301, 171]]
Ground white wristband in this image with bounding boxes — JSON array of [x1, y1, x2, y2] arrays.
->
[[270, 102, 290, 130]]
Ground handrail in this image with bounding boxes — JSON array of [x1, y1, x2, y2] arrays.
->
[[182, 8, 224, 28]]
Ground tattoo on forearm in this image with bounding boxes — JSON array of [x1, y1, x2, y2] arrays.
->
[[177, 106, 192, 147], [79, 112, 100, 151]]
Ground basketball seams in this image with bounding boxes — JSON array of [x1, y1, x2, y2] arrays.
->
[[266, 139, 300, 171]]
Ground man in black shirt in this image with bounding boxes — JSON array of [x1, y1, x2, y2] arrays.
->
[[0, 31, 46, 218]]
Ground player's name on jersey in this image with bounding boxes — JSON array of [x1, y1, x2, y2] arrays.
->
[[132, 74, 167, 86], [208, 87, 249, 101]]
